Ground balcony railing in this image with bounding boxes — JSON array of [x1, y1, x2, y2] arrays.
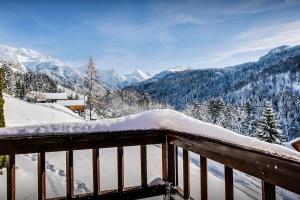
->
[[0, 128, 299, 200]]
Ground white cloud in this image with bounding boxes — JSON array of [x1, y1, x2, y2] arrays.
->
[[211, 20, 300, 66]]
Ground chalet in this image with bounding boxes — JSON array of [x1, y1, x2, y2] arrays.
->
[[57, 99, 85, 113]]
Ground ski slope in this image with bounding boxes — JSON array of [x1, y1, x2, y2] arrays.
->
[[0, 96, 299, 199]]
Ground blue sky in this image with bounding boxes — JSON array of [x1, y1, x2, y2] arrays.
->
[[0, 0, 300, 74]]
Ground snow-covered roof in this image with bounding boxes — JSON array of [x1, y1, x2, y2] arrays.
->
[[0, 109, 299, 161], [42, 93, 68, 100], [26, 92, 68, 101], [56, 100, 84, 106]]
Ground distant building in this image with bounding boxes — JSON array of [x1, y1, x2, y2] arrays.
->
[[26, 92, 68, 103], [57, 100, 85, 113]]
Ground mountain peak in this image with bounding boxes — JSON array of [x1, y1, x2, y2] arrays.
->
[[268, 45, 290, 54], [258, 45, 293, 62]]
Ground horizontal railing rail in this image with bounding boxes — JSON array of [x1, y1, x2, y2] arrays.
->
[[0, 128, 299, 200]]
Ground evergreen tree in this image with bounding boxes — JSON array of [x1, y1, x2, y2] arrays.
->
[[139, 92, 151, 110], [84, 57, 100, 120], [240, 101, 257, 136], [0, 69, 6, 172], [256, 101, 284, 144], [207, 97, 225, 124], [14, 73, 26, 99]]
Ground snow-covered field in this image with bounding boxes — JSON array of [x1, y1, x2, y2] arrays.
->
[[0, 95, 299, 199]]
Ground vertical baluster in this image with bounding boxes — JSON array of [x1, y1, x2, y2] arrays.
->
[[162, 143, 167, 181], [117, 147, 124, 192], [225, 166, 233, 200], [167, 143, 175, 184], [7, 154, 15, 200], [183, 149, 190, 199], [140, 145, 147, 187], [262, 181, 275, 200], [38, 152, 46, 200], [175, 146, 178, 186], [66, 151, 74, 199], [200, 156, 207, 200], [92, 149, 100, 196]]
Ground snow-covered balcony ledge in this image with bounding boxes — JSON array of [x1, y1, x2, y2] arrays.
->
[[0, 109, 299, 200]]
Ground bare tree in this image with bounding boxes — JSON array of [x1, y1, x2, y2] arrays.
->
[[84, 57, 100, 120]]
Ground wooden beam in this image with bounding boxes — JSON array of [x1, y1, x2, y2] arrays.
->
[[168, 131, 300, 194], [183, 149, 190, 199], [92, 149, 100, 196], [200, 156, 208, 200], [175, 146, 178, 186], [140, 145, 147, 187], [46, 184, 167, 200], [66, 151, 74, 199], [262, 181, 275, 200], [0, 130, 165, 154], [225, 166, 233, 200], [162, 143, 167, 181], [117, 147, 124, 192], [167, 143, 175, 184], [7, 154, 15, 200], [38, 152, 46, 200]]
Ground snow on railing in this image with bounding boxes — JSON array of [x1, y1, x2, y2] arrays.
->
[[0, 109, 299, 160]]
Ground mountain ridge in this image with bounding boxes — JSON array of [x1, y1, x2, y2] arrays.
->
[[0, 44, 151, 89]]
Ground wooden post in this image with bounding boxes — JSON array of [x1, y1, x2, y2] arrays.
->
[[175, 146, 178, 186], [117, 147, 124, 192], [167, 143, 175, 184], [200, 156, 207, 200], [92, 149, 100, 196], [262, 181, 275, 200], [7, 154, 15, 200], [38, 152, 46, 200], [183, 149, 190, 199], [66, 151, 74, 199], [225, 166, 233, 200], [162, 143, 167, 181], [140, 145, 147, 187]]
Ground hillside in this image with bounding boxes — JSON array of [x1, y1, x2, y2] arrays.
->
[[131, 45, 300, 108]]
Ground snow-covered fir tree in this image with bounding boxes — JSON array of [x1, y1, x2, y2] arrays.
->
[[207, 97, 225, 124], [256, 101, 284, 144], [240, 101, 257, 137]]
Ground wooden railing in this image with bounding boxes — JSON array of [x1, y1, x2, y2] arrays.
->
[[0, 129, 299, 200]]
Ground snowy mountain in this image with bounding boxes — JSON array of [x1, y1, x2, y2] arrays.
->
[[0, 44, 84, 89], [132, 45, 300, 107], [0, 44, 151, 89]]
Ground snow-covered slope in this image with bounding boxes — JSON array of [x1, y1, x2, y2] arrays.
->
[[124, 69, 151, 84], [143, 66, 188, 83], [0, 44, 84, 88], [3, 94, 82, 127], [0, 96, 299, 199], [76, 67, 152, 88]]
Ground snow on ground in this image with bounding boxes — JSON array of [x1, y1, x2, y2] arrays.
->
[[3, 94, 82, 127], [0, 96, 299, 199]]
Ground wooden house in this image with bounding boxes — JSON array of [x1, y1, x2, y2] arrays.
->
[[57, 100, 85, 113]]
